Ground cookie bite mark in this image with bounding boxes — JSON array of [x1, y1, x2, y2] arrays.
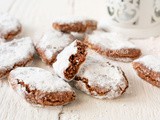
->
[[73, 57, 128, 99], [8, 67, 76, 106], [0, 13, 22, 40], [52, 17, 97, 33], [34, 30, 74, 64], [84, 31, 141, 62], [132, 55, 160, 87], [53, 40, 88, 81], [0, 37, 35, 79], [64, 41, 87, 80]]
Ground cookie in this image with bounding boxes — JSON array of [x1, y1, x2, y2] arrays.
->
[[0, 13, 21, 40], [132, 55, 160, 87], [0, 37, 35, 79], [53, 40, 87, 82], [34, 30, 74, 64], [52, 17, 97, 33], [73, 56, 128, 99], [8, 67, 76, 106], [84, 31, 141, 62]]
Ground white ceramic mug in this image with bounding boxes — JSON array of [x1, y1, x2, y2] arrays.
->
[[105, 0, 160, 38]]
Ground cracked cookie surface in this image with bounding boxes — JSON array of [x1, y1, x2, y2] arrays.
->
[[73, 56, 128, 99], [8, 67, 76, 106], [34, 30, 74, 64], [84, 31, 141, 62], [52, 17, 97, 33], [53, 40, 87, 82], [0, 37, 35, 79], [0, 13, 21, 40], [132, 55, 160, 87]]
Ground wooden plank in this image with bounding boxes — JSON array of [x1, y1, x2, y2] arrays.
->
[[0, 0, 16, 12], [0, 0, 160, 120]]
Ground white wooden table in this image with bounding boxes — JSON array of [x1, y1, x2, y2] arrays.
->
[[0, 0, 160, 120]]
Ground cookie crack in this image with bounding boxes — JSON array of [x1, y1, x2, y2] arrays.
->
[[75, 77, 111, 96]]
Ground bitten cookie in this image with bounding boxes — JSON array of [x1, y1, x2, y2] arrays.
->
[[0, 37, 35, 79], [8, 67, 76, 106], [52, 17, 97, 33], [132, 55, 160, 87], [73, 56, 128, 99], [53, 40, 87, 81], [0, 13, 21, 40], [34, 30, 74, 64], [84, 31, 141, 62]]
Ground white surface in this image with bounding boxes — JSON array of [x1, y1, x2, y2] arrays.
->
[[0, 0, 160, 120]]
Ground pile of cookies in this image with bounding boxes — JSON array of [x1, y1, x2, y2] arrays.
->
[[0, 13, 160, 107]]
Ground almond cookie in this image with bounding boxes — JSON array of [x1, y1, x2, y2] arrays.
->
[[0, 13, 21, 40], [34, 30, 74, 64], [84, 31, 141, 62], [52, 17, 97, 33], [73, 57, 128, 99], [8, 67, 76, 106], [132, 55, 160, 87], [53, 40, 87, 81], [0, 37, 35, 79]]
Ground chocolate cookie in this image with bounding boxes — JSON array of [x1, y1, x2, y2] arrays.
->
[[73, 56, 128, 99], [132, 55, 160, 87], [53, 40, 87, 81], [52, 17, 97, 33], [0, 37, 35, 79], [84, 31, 141, 62], [34, 30, 74, 64], [0, 13, 21, 40], [8, 67, 76, 106]]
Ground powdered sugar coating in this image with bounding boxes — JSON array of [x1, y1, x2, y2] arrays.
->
[[87, 31, 136, 50], [35, 30, 74, 60], [0, 13, 21, 38], [0, 37, 35, 71], [9, 67, 73, 93], [53, 40, 78, 80], [53, 16, 96, 24], [134, 55, 160, 72], [75, 56, 128, 99]]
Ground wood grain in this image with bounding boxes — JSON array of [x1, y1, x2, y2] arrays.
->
[[0, 0, 160, 120]]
